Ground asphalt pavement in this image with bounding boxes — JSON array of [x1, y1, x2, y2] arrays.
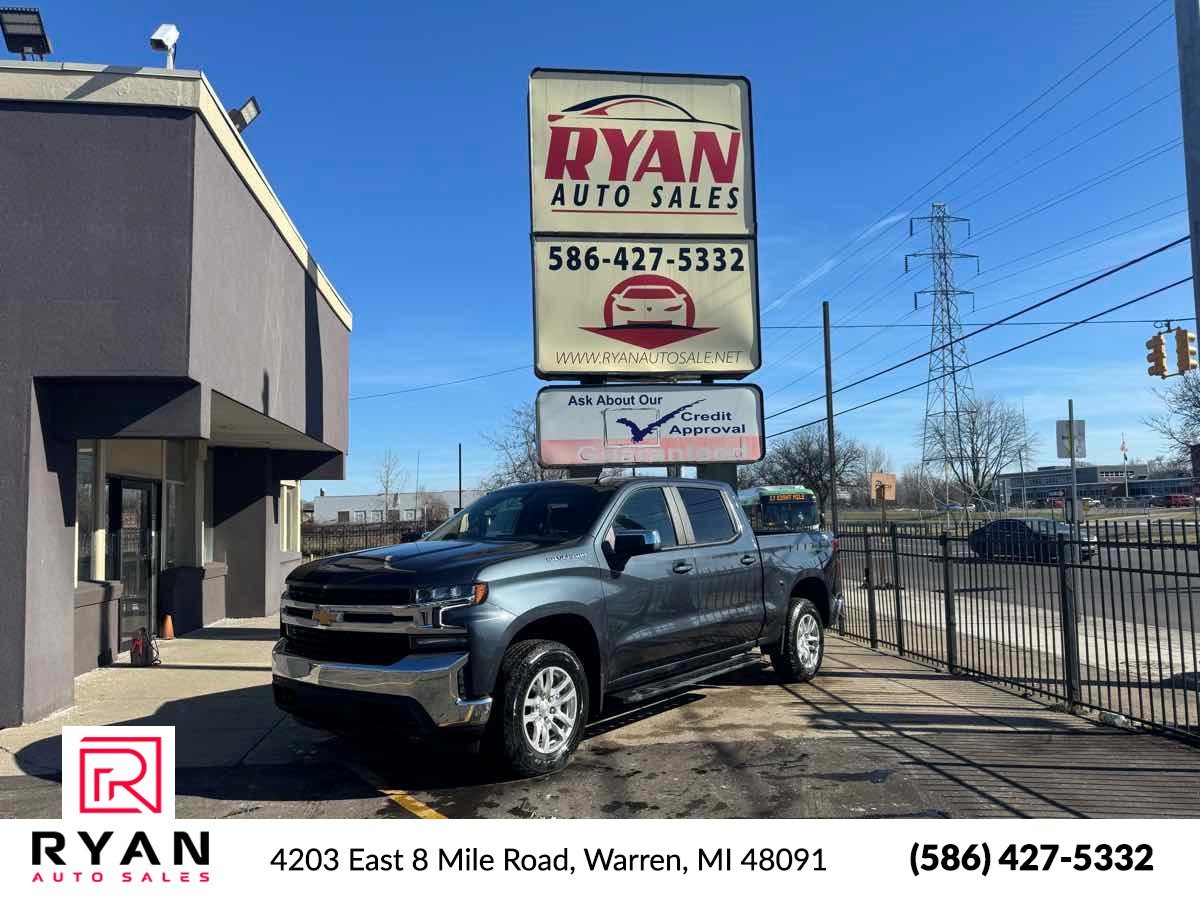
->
[[2, 618, 1199, 819]]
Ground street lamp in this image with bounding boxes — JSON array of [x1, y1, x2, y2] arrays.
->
[[0, 7, 51, 59]]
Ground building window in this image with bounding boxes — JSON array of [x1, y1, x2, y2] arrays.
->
[[369, 509, 384, 523], [405, 509, 417, 521], [163, 440, 196, 570], [353, 510, 366, 523], [76, 440, 97, 582], [279, 481, 300, 553], [337, 511, 350, 523]]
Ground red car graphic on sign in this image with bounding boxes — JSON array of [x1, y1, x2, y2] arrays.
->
[[582, 274, 717, 349]]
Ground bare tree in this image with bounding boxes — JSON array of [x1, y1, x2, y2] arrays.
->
[[414, 490, 451, 528], [1144, 372, 1200, 466], [925, 395, 1036, 502], [894, 461, 927, 508], [375, 449, 408, 517], [744, 426, 865, 512], [854, 444, 893, 505], [481, 403, 572, 489]]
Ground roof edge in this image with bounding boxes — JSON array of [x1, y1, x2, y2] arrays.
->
[[0, 61, 352, 331]]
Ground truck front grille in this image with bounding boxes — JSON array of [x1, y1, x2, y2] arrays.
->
[[284, 625, 412, 665]]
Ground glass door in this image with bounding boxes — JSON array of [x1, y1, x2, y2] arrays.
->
[[107, 478, 158, 651]]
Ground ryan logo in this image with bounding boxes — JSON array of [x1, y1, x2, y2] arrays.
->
[[582, 274, 716, 350], [61, 726, 176, 819], [539, 92, 744, 216]]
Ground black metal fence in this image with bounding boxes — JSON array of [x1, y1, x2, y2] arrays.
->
[[838, 520, 1200, 743], [301, 523, 422, 558]]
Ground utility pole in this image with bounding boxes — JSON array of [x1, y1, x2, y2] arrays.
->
[[457, 442, 463, 512], [822, 301, 839, 536], [414, 451, 422, 530], [1175, 0, 1200, 329]]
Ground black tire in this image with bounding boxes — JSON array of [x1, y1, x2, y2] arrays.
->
[[487, 639, 589, 777], [770, 598, 825, 683]]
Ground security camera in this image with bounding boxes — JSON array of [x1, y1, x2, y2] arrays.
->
[[149, 24, 179, 52]]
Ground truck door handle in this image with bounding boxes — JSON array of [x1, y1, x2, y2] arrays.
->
[[672, 561, 693, 574], [740, 554, 756, 566]]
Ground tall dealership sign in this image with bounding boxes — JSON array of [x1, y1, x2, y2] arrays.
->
[[529, 69, 760, 379]]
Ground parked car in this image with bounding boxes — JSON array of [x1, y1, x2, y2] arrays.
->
[[1047, 498, 1064, 509], [272, 477, 842, 775], [1166, 494, 1193, 508], [968, 517, 1095, 562]]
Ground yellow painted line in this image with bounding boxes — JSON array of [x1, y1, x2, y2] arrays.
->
[[345, 762, 446, 820]]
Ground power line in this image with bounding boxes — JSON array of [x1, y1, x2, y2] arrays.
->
[[758, 0, 1172, 325], [766, 276, 1194, 439], [760, 198, 1186, 389], [763, 317, 1194, 329], [351, 365, 526, 401], [764, 235, 1189, 422]]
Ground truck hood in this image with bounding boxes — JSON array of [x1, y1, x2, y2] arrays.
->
[[287, 539, 552, 589]]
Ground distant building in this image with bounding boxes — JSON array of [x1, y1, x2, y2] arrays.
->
[[992, 462, 1199, 504], [311, 490, 486, 524]]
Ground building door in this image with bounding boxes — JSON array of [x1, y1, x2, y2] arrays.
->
[[107, 478, 158, 650]]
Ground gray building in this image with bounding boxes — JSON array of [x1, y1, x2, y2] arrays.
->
[[311, 490, 486, 524], [0, 62, 350, 725], [995, 462, 1157, 503]]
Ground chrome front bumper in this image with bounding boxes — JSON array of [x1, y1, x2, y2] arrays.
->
[[271, 639, 492, 728]]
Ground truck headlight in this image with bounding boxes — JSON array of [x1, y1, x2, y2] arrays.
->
[[414, 582, 488, 605]]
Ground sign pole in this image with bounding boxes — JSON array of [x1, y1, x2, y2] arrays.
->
[[823, 301, 839, 536], [1068, 399, 1079, 531]]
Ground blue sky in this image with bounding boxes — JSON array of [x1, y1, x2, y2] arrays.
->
[[43, 1, 1193, 495]]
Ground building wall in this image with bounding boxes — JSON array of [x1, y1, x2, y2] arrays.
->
[[312, 490, 486, 523], [188, 120, 349, 454], [0, 103, 197, 725], [0, 97, 349, 725]]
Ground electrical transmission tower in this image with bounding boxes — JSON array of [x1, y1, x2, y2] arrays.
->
[[905, 203, 979, 516]]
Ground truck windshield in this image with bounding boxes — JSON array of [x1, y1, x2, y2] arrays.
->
[[747, 499, 820, 532], [426, 482, 617, 544]]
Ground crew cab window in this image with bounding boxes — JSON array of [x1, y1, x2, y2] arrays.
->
[[612, 489, 677, 548], [678, 487, 736, 544]]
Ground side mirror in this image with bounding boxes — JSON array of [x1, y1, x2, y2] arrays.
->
[[611, 529, 660, 562]]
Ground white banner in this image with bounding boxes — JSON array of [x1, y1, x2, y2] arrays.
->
[[536, 383, 764, 466], [528, 69, 754, 236], [0, 819, 1189, 897], [533, 237, 758, 377]]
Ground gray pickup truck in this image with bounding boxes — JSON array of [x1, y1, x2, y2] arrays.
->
[[273, 477, 841, 775]]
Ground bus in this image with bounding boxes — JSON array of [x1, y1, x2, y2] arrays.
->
[[737, 485, 821, 533]]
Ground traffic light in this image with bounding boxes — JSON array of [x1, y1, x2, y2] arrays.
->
[[1146, 333, 1168, 378], [1174, 327, 1198, 375]]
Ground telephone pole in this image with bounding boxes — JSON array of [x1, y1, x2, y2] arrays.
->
[[906, 203, 979, 518]]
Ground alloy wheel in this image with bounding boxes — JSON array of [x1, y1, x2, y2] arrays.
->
[[522, 665, 578, 754]]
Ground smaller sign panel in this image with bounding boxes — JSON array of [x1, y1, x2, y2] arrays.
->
[[870, 472, 896, 502], [533, 237, 759, 378], [536, 383, 764, 467], [1056, 420, 1086, 459]]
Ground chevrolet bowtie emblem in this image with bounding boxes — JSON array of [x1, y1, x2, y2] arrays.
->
[[312, 607, 339, 627]]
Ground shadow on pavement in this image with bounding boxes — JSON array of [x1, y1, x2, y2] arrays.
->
[[12, 682, 713, 804]]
